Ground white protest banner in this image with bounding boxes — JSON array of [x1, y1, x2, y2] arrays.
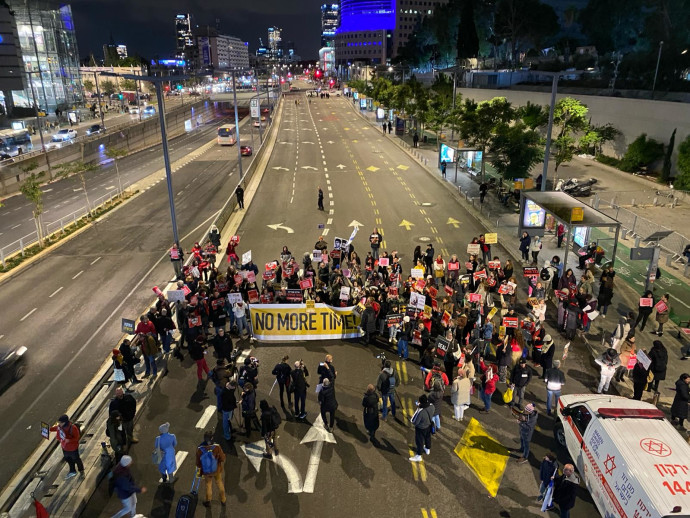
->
[[411, 268, 424, 279], [467, 243, 481, 255], [410, 291, 426, 310], [167, 290, 185, 302], [242, 250, 252, 265], [347, 225, 359, 245], [340, 286, 351, 301], [228, 293, 243, 305], [312, 250, 322, 262], [636, 349, 652, 370]]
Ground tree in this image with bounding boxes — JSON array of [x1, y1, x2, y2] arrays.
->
[[490, 122, 543, 180], [660, 128, 676, 183], [83, 79, 94, 94], [121, 79, 137, 92], [494, 0, 559, 66], [57, 161, 98, 216], [554, 135, 576, 173], [553, 97, 589, 139], [19, 162, 46, 248], [619, 134, 664, 172], [457, 0, 479, 61], [674, 135, 690, 190], [579, 0, 647, 55], [104, 147, 128, 197], [100, 80, 116, 96], [517, 101, 549, 130]]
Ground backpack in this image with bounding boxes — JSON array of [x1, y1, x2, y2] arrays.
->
[[199, 445, 218, 474], [431, 370, 443, 388], [540, 267, 550, 281], [270, 408, 282, 430], [380, 371, 394, 394]]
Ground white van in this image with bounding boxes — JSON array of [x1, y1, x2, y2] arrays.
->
[[554, 394, 690, 518]]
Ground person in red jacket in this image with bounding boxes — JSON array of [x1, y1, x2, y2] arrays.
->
[[424, 363, 449, 391], [134, 315, 156, 336], [479, 359, 497, 413], [49, 414, 84, 479]]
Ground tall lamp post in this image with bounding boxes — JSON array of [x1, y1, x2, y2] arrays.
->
[[102, 71, 186, 247], [651, 41, 664, 99], [231, 68, 244, 180], [25, 69, 52, 179]]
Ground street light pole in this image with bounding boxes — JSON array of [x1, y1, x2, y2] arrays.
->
[[91, 72, 106, 129], [541, 74, 559, 192], [231, 69, 244, 179], [652, 40, 664, 99], [26, 70, 52, 179]]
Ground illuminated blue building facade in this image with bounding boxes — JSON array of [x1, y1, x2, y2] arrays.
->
[[338, 0, 395, 32]]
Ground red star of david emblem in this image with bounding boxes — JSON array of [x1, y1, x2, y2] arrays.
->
[[604, 454, 616, 476], [640, 438, 672, 457]]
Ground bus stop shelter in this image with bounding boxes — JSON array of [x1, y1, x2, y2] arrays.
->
[[518, 191, 622, 271]]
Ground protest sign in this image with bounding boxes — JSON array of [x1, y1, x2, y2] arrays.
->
[[435, 337, 450, 358], [242, 250, 252, 264], [411, 268, 424, 279], [484, 233, 498, 244], [299, 278, 314, 290], [378, 257, 390, 267], [247, 289, 259, 303], [467, 243, 481, 255], [639, 297, 653, 307], [410, 291, 426, 310], [340, 286, 351, 301], [386, 314, 403, 328], [468, 293, 482, 303], [121, 318, 136, 334], [447, 262, 459, 271], [286, 289, 303, 302], [488, 260, 501, 269], [228, 293, 243, 304], [388, 287, 399, 298], [503, 316, 519, 328], [167, 290, 185, 302], [312, 250, 322, 262], [246, 271, 256, 283], [523, 267, 539, 277]]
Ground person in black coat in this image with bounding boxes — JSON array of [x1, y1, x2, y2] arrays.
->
[[635, 290, 654, 331], [118, 339, 140, 383], [360, 304, 377, 345], [631, 359, 649, 401], [648, 340, 668, 392], [551, 463, 580, 515], [540, 335, 556, 379], [318, 378, 338, 432], [212, 329, 233, 362], [291, 361, 310, 419], [670, 373, 690, 428], [362, 384, 379, 442], [272, 355, 293, 408]]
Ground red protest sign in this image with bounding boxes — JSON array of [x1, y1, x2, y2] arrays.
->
[[441, 311, 452, 326], [265, 261, 278, 271], [448, 261, 459, 271], [523, 267, 539, 277], [286, 289, 303, 302], [655, 300, 668, 313], [465, 262, 474, 270], [378, 257, 390, 267], [330, 249, 341, 259], [498, 284, 510, 295], [299, 278, 313, 290], [152, 286, 162, 296], [260, 293, 274, 303], [230, 235, 240, 244], [262, 271, 275, 281], [468, 293, 482, 303], [488, 260, 501, 269], [182, 285, 191, 296], [247, 271, 256, 283], [431, 299, 438, 311], [444, 285, 454, 296], [233, 274, 243, 285], [639, 297, 653, 307], [428, 286, 438, 298], [247, 289, 259, 303], [473, 269, 487, 280], [503, 317, 519, 328], [388, 287, 399, 298], [415, 279, 426, 291]]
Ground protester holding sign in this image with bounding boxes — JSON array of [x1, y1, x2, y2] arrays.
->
[[634, 290, 655, 332], [653, 294, 671, 337], [519, 232, 531, 262]]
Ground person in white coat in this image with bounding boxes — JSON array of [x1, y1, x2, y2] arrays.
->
[[596, 348, 621, 394], [450, 370, 471, 421]]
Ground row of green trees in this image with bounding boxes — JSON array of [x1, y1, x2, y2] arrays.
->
[[83, 78, 141, 96], [350, 76, 622, 181]]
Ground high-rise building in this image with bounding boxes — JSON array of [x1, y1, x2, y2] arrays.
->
[[393, 0, 448, 57], [321, 3, 339, 48], [195, 26, 250, 71], [268, 26, 282, 60], [116, 44, 128, 59], [175, 13, 193, 60], [2, 1, 83, 114]]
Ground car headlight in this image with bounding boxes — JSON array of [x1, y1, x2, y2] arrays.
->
[[15, 346, 27, 356]]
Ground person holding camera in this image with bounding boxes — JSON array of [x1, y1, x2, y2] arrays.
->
[[317, 354, 337, 385], [595, 348, 620, 394], [291, 360, 310, 419], [511, 403, 538, 464]]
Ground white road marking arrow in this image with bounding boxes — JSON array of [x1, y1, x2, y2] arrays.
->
[[300, 414, 336, 493], [301, 166, 318, 170], [348, 220, 364, 228], [302, 141, 315, 145], [272, 166, 289, 171], [326, 141, 335, 144], [399, 219, 415, 230], [241, 440, 304, 493], [267, 223, 295, 233], [447, 217, 460, 228], [336, 164, 346, 169]]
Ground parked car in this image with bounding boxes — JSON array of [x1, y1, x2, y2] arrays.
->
[[86, 124, 104, 136], [45, 129, 77, 149], [129, 106, 140, 115], [0, 344, 27, 394], [240, 145, 252, 156]]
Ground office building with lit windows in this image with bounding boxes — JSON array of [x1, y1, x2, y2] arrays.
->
[[321, 3, 339, 48], [175, 13, 194, 60]]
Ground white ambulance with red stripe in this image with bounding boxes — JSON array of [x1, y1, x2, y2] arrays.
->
[[554, 394, 690, 517]]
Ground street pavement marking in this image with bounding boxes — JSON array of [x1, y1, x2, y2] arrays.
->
[[421, 509, 438, 518], [195, 404, 217, 430], [49, 287, 64, 298], [437, 237, 444, 244], [0, 335, 4, 341], [397, 164, 409, 170], [454, 417, 509, 497], [91, 257, 101, 265], [159, 450, 189, 483], [409, 449, 419, 481], [401, 361, 408, 383], [72, 270, 84, 279], [10, 224, 21, 230], [20, 308, 37, 322]]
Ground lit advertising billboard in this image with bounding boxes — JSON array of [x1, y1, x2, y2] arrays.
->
[[440, 144, 455, 163], [522, 200, 546, 228]]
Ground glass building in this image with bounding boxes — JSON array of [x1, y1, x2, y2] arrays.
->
[[5, 0, 83, 113]]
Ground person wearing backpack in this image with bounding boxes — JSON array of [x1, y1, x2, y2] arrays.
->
[[424, 363, 449, 391], [195, 430, 226, 507], [409, 394, 435, 462], [240, 382, 261, 437], [272, 355, 293, 408], [376, 360, 400, 420], [259, 399, 281, 459]]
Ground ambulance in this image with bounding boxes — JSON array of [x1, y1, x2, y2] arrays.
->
[[554, 394, 690, 518]]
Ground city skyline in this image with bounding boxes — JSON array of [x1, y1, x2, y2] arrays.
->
[[69, 0, 326, 61]]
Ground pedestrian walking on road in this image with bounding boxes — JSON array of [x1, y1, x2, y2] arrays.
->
[[155, 422, 177, 483], [189, 335, 210, 381], [548, 463, 580, 517], [670, 373, 690, 428], [291, 360, 310, 419], [362, 384, 379, 441], [109, 387, 137, 444], [318, 186, 324, 210], [635, 290, 654, 331], [369, 227, 382, 260], [50, 414, 84, 480], [196, 431, 226, 507], [479, 181, 488, 203], [260, 400, 282, 459], [450, 370, 471, 421], [220, 381, 237, 441], [110, 455, 146, 518], [318, 378, 338, 432], [654, 294, 671, 336], [544, 360, 565, 416], [513, 403, 538, 464], [235, 184, 245, 209], [272, 355, 293, 408], [409, 394, 434, 462], [387, 121, 392, 134], [648, 340, 668, 392]]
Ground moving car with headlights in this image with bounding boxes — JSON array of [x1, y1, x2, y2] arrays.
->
[[46, 129, 77, 149], [240, 145, 252, 156], [86, 124, 105, 136], [554, 394, 690, 518], [142, 106, 156, 117], [0, 344, 27, 393], [217, 124, 237, 146]]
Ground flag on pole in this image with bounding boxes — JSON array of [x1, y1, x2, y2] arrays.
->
[[541, 467, 558, 512], [34, 496, 49, 518], [268, 378, 278, 396]]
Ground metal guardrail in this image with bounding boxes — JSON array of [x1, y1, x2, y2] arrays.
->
[[0, 182, 131, 267]]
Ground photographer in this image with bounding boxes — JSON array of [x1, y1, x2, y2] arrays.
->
[[595, 348, 620, 394], [272, 355, 293, 408], [239, 356, 259, 388], [291, 360, 310, 419], [511, 403, 538, 464], [317, 354, 337, 385]]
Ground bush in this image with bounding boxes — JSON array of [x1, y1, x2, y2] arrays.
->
[[674, 135, 690, 190], [595, 154, 621, 168], [618, 134, 664, 173]]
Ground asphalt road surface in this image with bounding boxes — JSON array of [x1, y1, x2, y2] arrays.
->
[[84, 89, 601, 517], [0, 102, 256, 491]]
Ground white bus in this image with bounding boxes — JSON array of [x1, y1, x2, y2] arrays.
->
[[217, 124, 237, 146], [0, 129, 33, 156]]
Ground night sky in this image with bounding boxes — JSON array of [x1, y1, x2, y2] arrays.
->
[[69, 0, 325, 61]]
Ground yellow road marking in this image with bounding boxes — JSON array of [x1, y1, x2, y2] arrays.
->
[[419, 208, 426, 215], [419, 461, 427, 481], [454, 418, 509, 497], [401, 360, 408, 383], [437, 237, 444, 244], [409, 449, 419, 481]]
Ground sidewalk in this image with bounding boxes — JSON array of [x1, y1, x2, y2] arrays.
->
[[353, 101, 690, 422]]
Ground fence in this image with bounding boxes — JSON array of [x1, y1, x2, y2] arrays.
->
[[0, 182, 131, 267]]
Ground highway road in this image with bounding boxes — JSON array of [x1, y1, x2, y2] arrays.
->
[[0, 100, 259, 491], [84, 86, 600, 517]]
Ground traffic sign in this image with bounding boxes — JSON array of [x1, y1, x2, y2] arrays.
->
[[250, 98, 260, 118]]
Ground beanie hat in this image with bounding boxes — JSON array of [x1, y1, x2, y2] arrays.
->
[[159, 422, 170, 434], [120, 455, 132, 467], [58, 414, 69, 424], [524, 403, 535, 414]]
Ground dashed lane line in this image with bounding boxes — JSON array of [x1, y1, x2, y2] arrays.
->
[[91, 257, 101, 265], [49, 287, 63, 298], [72, 270, 84, 279], [20, 308, 37, 322]]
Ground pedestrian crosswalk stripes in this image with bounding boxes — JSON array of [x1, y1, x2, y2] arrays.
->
[[421, 509, 438, 518]]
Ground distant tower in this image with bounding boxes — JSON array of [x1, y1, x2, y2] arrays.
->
[[175, 13, 193, 60]]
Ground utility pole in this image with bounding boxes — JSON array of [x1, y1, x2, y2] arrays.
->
[[651, 41, 664, 99], [231, 69, 244, 179], [91, 72, 106, 129]]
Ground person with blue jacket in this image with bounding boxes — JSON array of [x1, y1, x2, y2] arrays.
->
[[111, 455, 146, 518]]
